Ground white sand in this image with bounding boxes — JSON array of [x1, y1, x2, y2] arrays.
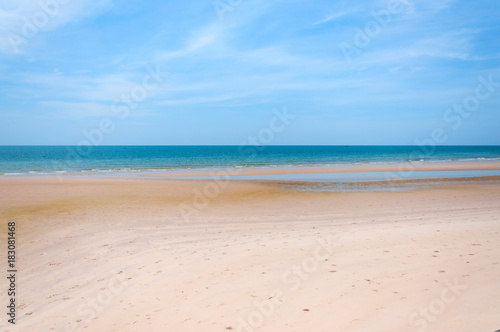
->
[[0, 171, 499, 332]]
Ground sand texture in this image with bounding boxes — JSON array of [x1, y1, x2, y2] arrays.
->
[[0, 169, 499, 332]]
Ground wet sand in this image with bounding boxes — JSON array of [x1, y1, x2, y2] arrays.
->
[[148, 161, 500, 177]]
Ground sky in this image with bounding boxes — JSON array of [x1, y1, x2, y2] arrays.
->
[[0, 0, 499, 145]]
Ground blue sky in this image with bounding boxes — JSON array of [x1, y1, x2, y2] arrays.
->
[[1, 0, 499, 145]]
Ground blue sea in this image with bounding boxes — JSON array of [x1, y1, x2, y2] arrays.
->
[[0, 145, 499, 177]]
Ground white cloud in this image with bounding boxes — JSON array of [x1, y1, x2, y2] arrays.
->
[[40, 100, 113, 118], [313, 11, 350, 25], [156, 23, 222, 60], [18, 69, 166, 103], [0, 0, 112, 54], [39, 100, 156, 119], [407, 30, 477, 60], [157, 92, 253, 106]]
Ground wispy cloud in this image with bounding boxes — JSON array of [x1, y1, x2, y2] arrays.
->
[[39, 101, 114, 119], [313, 10, 350, 25], [39, 100, 156, 119], [0, 0, 112, 54], [407, 29, 479, 59], [1, 0, 499, 144], [156, 23, 223, 60]]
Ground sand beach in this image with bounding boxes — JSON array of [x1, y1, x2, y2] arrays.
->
[[1, 162, 499, 332]]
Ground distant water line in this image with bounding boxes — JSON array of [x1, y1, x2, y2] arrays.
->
[[0, 145, 499, 177]]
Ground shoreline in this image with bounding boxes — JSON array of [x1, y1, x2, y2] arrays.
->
[[1, 161, 500, 180]]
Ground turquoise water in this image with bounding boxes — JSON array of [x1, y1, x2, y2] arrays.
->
[[0, 145, 499, 176]]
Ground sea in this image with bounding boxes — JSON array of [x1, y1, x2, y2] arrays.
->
[[1, 145, 499, 177]]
